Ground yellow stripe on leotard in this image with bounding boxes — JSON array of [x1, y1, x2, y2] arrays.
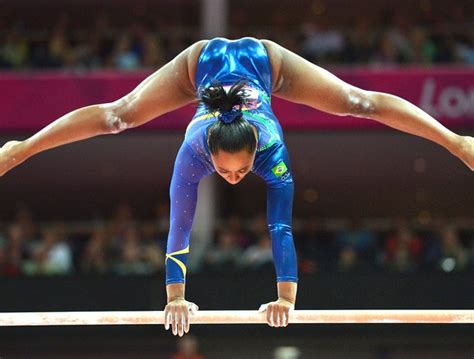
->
[[165, 246, 190, 277]]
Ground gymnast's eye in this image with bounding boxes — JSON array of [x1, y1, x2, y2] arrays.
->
[[238, 168, 248, 174]]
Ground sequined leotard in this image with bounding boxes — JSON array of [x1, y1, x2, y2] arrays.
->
[[165, 37, 298, 284]]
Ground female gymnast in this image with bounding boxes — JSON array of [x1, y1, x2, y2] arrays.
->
[[0, 37, 473, 337]]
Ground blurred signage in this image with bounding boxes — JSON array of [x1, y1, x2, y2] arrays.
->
[[0, 68, 473, 132]]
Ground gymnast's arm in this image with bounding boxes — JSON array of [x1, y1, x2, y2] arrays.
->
[[254, 146, 298, 328], [261, 39, 474, 171], [0, 40, 207, 177], [164, 143, 210, 337], [258, 181, 298, 328]]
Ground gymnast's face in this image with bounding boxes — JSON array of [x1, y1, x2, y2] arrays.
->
[[211, 149, 256, 185], [209, 124, 258, 185]]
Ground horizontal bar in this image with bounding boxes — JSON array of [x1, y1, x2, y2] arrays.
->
[[0, 310, 472, 326]]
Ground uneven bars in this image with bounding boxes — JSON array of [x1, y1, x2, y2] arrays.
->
[[0, 310, 472, 326]]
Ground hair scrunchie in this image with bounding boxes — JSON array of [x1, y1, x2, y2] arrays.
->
[[219, 108, 241, 124]]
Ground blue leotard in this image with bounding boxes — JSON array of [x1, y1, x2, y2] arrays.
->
[[165, 37, 298, 284]]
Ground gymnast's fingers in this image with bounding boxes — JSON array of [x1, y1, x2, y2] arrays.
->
[[282, 309, 289, 327], [273, 306, 280, 327], [177, 307, 185, 337], [172, 311, 178, 336], [184, 308, 190, 333], [164, 306, 171, 330], [266, 303, 274, 327]]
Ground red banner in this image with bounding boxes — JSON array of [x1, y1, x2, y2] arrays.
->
[[0, 68, 473, 132]]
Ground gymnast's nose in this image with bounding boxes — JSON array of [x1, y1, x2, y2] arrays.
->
[[227, 173, 240, 184]]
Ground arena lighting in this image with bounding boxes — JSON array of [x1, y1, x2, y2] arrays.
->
[[0, 310, 472, 326]]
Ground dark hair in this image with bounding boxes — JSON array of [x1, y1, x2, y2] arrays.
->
[[198, 79, 257, 155]]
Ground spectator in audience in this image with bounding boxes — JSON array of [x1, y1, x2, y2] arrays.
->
[[113, 225, 147, 275], [0, 27, 29, 69], [48, 14, 73, 68], [114, 224, 163, 275], [432, 33, 456, 64], [13, 205, 38, 243], [91, 15, 115, 68], [337, 246, 359, 272], [164, 32, 188, 61], [142, 33, 166, 68], [1, 9, 473, 70], [81, 226, 110, 274], [469, 234, 474, 270], [204, 230, 243, 272], [142, 237, 165, 274], [25, 225, 73, 275], [112, 34, 141, 70], [108, 201, 136, 244], [428, 224, 470, 272], [0, 209, 472, 277], [155, 200, 171, 250], [383, 13, 412, 62], [248, 212, 268, 246], [171, 334, 205, 359], [226, 214, 251, 249], [0, 245, 8, 276], [274, 346, 301, 359], [141, 220, 166, 273], [72, 31, 101, 70], [406, 27, 436, 64], [371, 32, 401, 66], [114, 240, 149, 275], [454, 32, 474, 65], [383, 220, 423, 273], [297, 216, 336, 274], [345, 16, 376, 64], [300, 20, 345, 64], [0, 224, 28, 276], [238, 234, 273, 272], [336, 218, 376, 269]]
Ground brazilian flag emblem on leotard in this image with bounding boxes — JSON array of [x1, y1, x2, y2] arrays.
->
[[272, 161, 288, 178]]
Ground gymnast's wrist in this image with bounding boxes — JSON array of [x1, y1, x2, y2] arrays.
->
[[277, 281, 297, 305], [167, 296, 185, 304], [166, 283, 185, 303], [278, 297, 296, 306]]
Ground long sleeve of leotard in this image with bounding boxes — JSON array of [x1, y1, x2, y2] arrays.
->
[[165, 142, 210, 285], [254, 143, 298, 283]]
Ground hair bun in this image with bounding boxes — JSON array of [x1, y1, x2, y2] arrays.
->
[[219, 108, 241, 124], [199, 79, 249, 115]]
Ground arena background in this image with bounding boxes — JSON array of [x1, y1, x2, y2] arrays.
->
[[0, 0, 473, 358]]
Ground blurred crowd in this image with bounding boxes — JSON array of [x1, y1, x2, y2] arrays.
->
[[0, 202, 473, 277], [0, 7, 473, 71]]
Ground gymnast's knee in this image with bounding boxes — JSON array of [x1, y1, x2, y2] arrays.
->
[[346, 87, 376, 118], [100, 99, 133, 134]]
